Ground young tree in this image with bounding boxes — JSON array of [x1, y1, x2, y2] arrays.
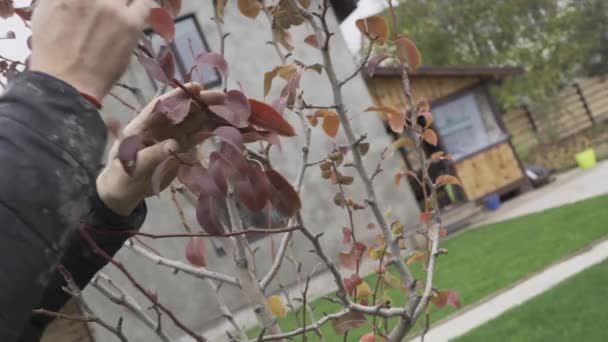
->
[[1, 0, 462, 341]]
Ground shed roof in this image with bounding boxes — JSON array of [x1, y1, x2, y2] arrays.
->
[[372, 65, 524, 79]]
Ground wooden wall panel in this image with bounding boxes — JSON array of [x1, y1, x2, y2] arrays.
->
[[455, 142, 524, 200]]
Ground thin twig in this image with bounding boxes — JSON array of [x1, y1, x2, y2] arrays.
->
[[125, 240, 241, 287], [92, 273, 174, 342], [79, 228, 207, 342]]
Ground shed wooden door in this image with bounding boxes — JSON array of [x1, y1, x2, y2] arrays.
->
[[454, 141, 524, 200]]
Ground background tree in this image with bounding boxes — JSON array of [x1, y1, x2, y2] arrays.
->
[[386, 0, 608, 109]]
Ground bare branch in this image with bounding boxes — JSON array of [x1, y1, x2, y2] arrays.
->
[[32, 309, 129, 342], [79, 228, 207, 342], [92, 273, 175, 342], [125, 240, 241, 287], [339, 39, 375, 88]]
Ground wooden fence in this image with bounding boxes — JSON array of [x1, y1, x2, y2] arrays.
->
[[504, 76, 608, 151]]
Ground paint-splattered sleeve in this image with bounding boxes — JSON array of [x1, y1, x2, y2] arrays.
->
[[0, 71, 145, 341]]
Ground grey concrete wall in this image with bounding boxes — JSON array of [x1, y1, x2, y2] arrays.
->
[[85, 1, 420, 341]]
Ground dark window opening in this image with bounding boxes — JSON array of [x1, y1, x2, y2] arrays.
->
[[146, 14, 221, 89]]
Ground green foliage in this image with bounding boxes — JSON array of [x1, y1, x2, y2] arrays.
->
[[249, 193, 608, 340], [455, 258, 608, 342], [384, 0, 608, 109]]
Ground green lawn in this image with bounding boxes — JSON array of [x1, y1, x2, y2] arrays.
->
[[454, 258, 608, 342], [250, 194, 608, 341]]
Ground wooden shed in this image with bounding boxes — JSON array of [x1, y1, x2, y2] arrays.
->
[[367, 66, 529, 208]]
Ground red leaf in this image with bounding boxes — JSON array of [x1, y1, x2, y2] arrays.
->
[[138, 55, 171, 84], [15, 6, 33, 21], [420, 211, 432, 224], [208, 105, 242, 128], [160, 0, 182, 17], [196, 52, 228, 78], [0, 1, 15, 19], [388, 113, 406, 133], [304, 34, 320, 48], [343, 274, 362, 295], [395, 37, 421, 71], [219, 143, 248, 174], [338, 243, 366, 270], [423, 129, 438, 146], [214, 126, 245, 151], [355, 16, 389, 44], [225, 90, 251, 126], [342, 227, 352, 244], [178, 165, 224, 198], [235, 163, 271, 212], [432, 289, 461, 309], [158, 45, 176, 81], [153, 92, 192, 125], [249, 99, 296, 136], [367, 223, 376, 230], [366, 54, 389, 76], [440, 228, 448, 237], [151, 156, 178, 195], [208, 152, 229, 196], [185, 237, 207, 267], [265, 169, 301, 218], [149, 8, 175, 42], [196, 195, 224, 235], [331, 310, 366, 334], [118, 135, 143, 176], [237, 0, 261, 18], [242, 130, 281, 147]]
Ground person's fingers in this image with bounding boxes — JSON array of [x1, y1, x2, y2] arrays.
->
[[136, 139, 180, 176], [127, 0, 154, 22], [199, 91, 226, 106], [124, 83, 202, 136]]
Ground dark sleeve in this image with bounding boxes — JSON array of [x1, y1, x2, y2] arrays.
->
[[0, 71, 108, 341], [18, 191, 147, 342]]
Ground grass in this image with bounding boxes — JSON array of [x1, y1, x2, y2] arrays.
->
[[454, 258, 608, 342], [249, 193, 608, 341]]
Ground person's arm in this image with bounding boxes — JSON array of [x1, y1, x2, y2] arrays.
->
[[0, 0, 152, 340], [0, 71, 108, 341], [19, 191, 147, 342]]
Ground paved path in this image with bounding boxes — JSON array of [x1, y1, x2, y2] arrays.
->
[[477, 160, 608, 225], [411, 238, 608, 342]]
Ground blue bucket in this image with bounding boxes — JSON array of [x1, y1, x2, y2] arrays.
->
[[484, 194, 501, 211]]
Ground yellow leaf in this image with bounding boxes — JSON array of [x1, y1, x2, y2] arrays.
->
[[277, 64, 298, 80], [238, 0, 261, 18], [355, 16, 389, 44], [407, 251, 427, 265], [368, 246, 387, 260], [216, 0, 227, 19], [391, 221, 404, 235], [355, 282, 372, 302], [263, 67, 281, 98], [305, 63, 323, 74], [392, 137, 414, 150], [384, 207, 393, 218], [435, 174, 462, 187], [267, 295, 287, 318]]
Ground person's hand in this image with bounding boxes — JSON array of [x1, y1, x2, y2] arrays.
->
[[97, 84, 226, 216], [29, 0, 153, 100]]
